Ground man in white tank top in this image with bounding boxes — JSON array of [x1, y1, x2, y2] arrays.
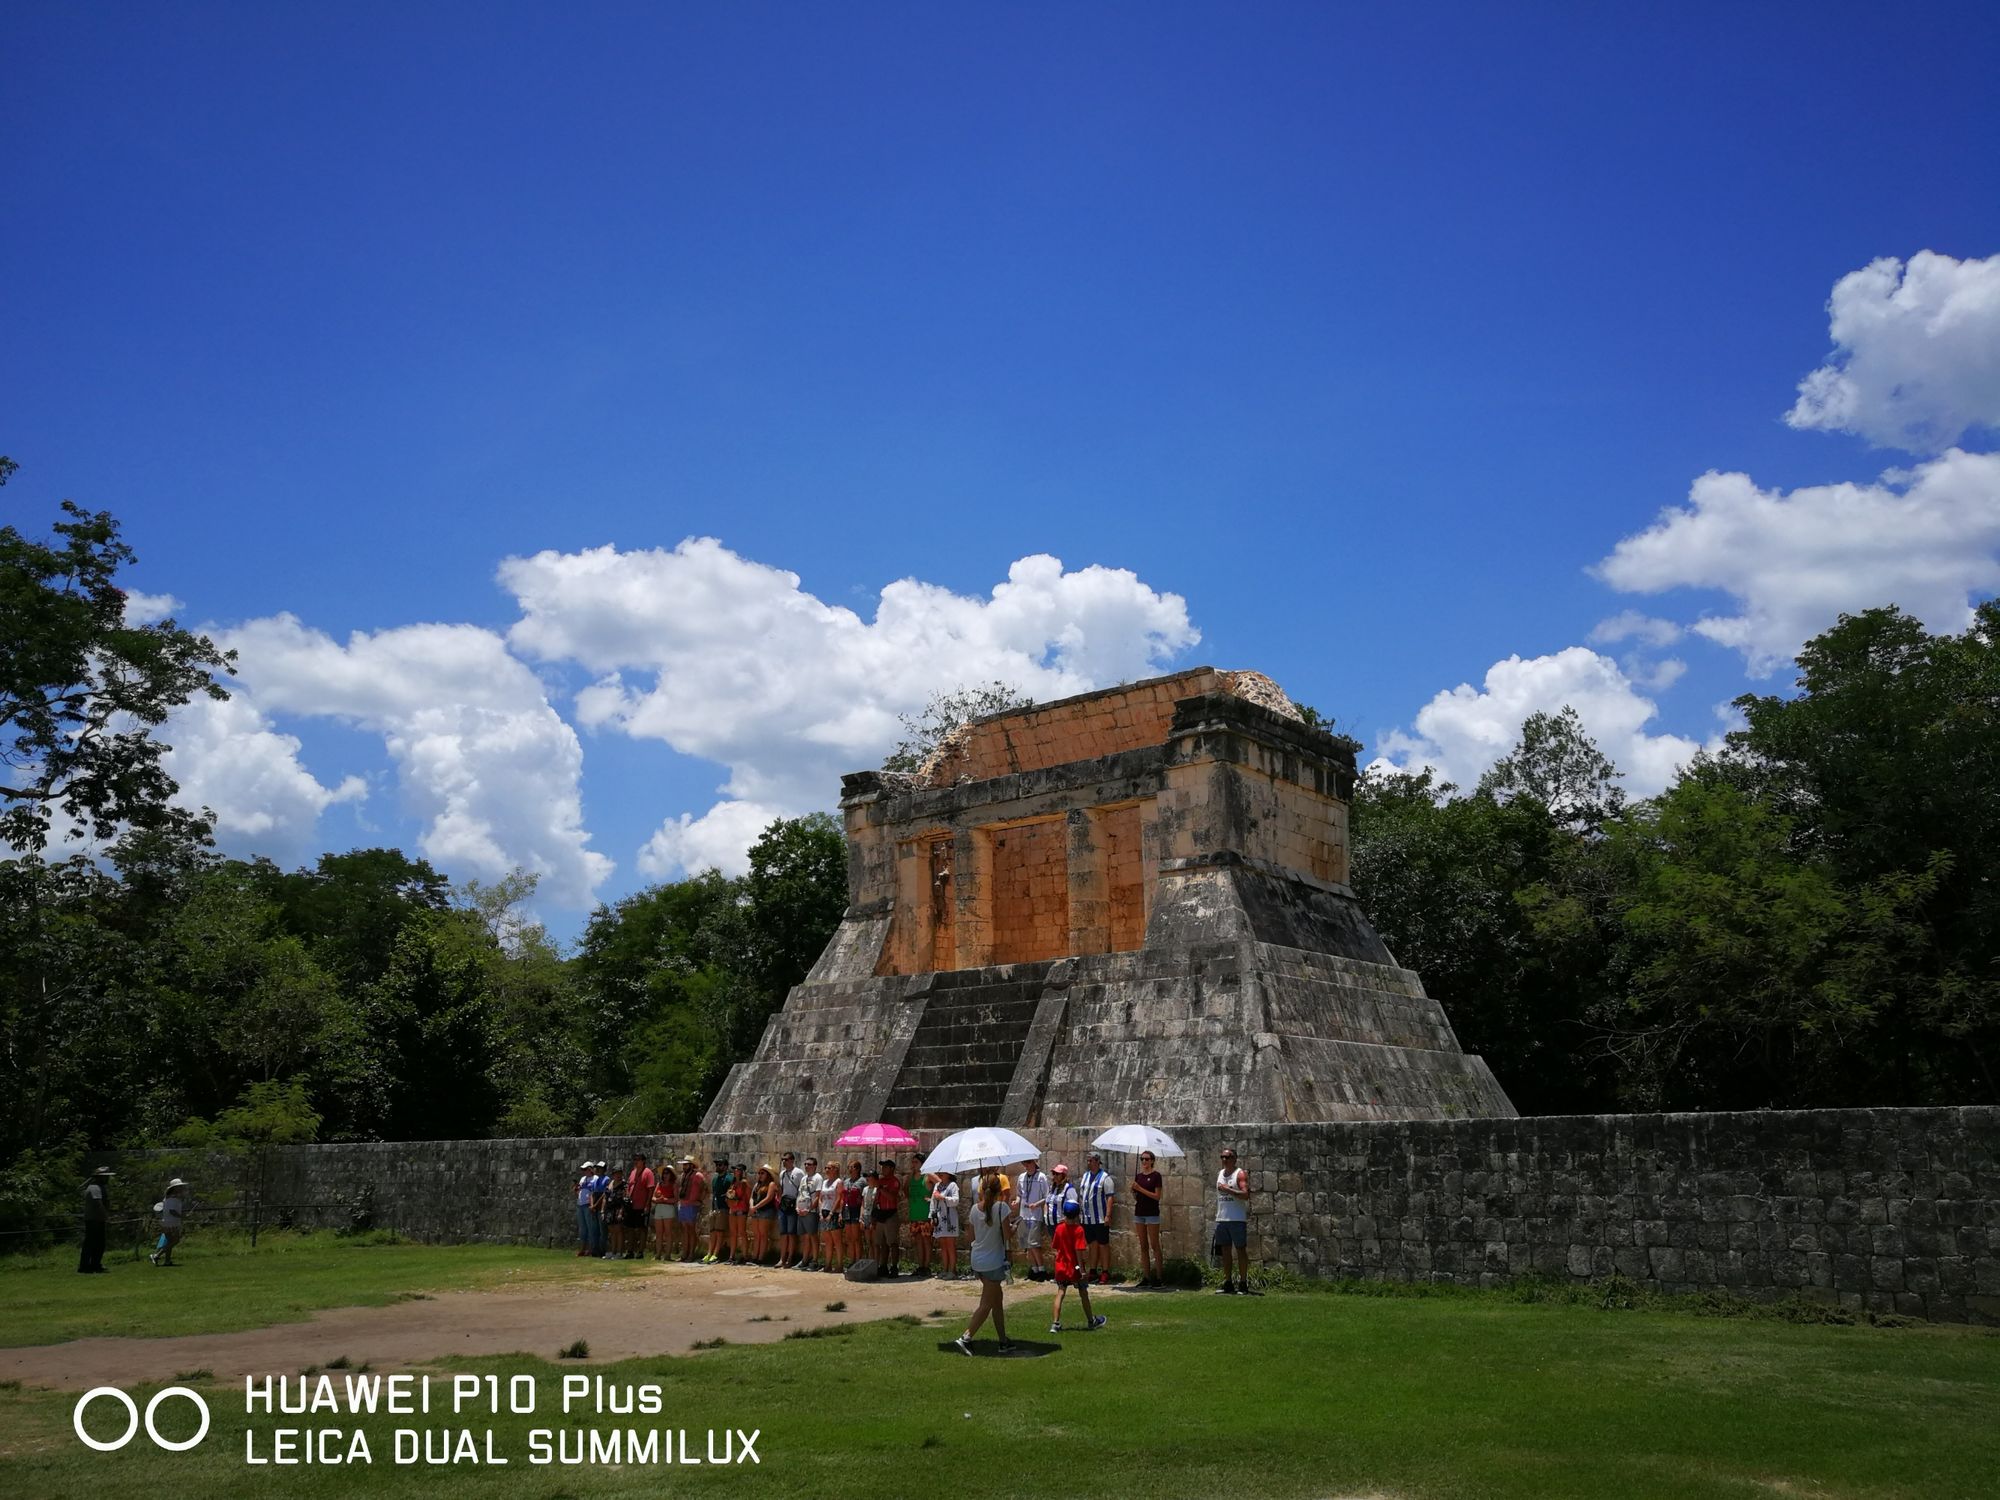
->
[[1213, 1147, 1256, 1295]]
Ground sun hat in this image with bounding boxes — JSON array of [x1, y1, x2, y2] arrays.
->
[[90, 1166, 115, 1177], [166, 1177, 187, 1189]]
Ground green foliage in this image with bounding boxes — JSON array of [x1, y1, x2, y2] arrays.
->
[[882, 681, 1034, 772], [1477, 705, 1627, 832], [1355, 605, 2000, 1113], [0, 462, 235, 853], [574, 813, 848, 1133], [173, 1079, 323, 1152]]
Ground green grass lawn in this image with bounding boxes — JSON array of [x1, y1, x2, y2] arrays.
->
[[3, 1236, 1997, 1500], [0, 1232, 636, 1346]]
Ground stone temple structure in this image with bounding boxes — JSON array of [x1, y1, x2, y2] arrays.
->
[[703, 668, 1515, 1134]]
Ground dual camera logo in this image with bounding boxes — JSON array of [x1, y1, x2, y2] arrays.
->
[[73, 1385, 211, 1452]]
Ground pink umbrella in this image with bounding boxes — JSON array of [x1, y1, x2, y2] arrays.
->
[[835, 1122, 920, 1148]]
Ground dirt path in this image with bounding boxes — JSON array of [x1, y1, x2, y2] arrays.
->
[[0, 1264, 993, 1390]]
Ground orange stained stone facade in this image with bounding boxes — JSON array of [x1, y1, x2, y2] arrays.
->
[[849, 668, 1349, 978]]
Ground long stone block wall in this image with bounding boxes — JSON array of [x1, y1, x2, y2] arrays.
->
[[233, 1106, 1997, 1323]]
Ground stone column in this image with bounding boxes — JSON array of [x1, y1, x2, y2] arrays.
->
[[1066, 807, 1109, 955]]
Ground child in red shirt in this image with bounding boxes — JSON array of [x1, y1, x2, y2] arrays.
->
[[1050, 1204, 1107, 1333]]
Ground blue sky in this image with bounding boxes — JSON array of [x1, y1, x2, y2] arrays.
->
[[5, 4, 1998, 932]]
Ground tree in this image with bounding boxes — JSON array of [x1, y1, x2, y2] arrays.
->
[[1350, 765, 1616, 1113], [1477, 706, 1627, 832], [261, 848, 452, 991], [883, 682, 1034, 773], [1, 460, 235, 853], [735, 812, 848, 998], [1720, 605, 2000, 1102]]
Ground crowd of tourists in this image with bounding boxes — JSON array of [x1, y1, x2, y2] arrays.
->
[[567, 1141, 1262, 1312], [571, 1145, 1189, 1282]]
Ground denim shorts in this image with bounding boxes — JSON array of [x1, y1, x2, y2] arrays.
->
[[778, 1208, 800, 1236], [1135, 1215, 1161, 1226], [1212, 1220, 1248, 1250]]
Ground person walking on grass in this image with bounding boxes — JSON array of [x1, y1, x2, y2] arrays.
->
[[678, 1156, 704, 1262], [952, 1172, 1014, 1354], [1213, 1146, 1257, 1295], [78, 1166, 113, 1274], [930, 1171, 960, 1278], [1050, 1202, 1106, 1333], [1079, 1152, 1115, 1284], [150, 1178, 187, 1267], [1131, 1151, 1165, 1286]]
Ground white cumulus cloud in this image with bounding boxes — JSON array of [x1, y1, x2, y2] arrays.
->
[[162, 691, 365, 864], [1593, 448, 2000, 675], [1589, 610, 1684, 648], [1785, 251, 2000, 453], [637, 799, 789, 880], [219, 614, 613, 906], [122, 591, 185, 626], [1375, 647, 1709, 796], [501, 541, 1200, 875]]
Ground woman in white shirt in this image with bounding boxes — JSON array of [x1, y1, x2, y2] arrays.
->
[[930, 1172, 961, 1278], [818, 1170, 844, 1273], [951, 1173, 1013, 1353]]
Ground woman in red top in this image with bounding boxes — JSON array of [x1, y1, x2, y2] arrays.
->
[[1049, 1202, 1106, 1333]]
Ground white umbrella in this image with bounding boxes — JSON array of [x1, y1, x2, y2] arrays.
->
[[1091, 1124, 1186, 1159], [920, 1127, 1041, 1176]]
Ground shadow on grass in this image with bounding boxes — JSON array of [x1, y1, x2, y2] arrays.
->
[[935, 1339, 1060, 1358]]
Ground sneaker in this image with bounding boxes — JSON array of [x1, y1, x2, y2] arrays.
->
[[1239, 1283, 1264, 1296], [951, 1334, 973, 1357], [1217, 1282, 1238, 1294], [1049, 1321, 1063, 1334], [1090, 1314, 1107, 1329]]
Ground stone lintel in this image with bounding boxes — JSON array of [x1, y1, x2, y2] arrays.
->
[[1165, 692, 1361, 801], [1158, 850, 1359, 901]]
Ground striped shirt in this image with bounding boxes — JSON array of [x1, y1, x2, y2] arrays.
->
[[1079, 1168, 1114, 1226]]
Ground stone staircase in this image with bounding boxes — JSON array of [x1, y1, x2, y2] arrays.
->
[[879, 966, 1050, 1133]]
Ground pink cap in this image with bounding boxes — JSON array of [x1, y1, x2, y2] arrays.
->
[[1052, 1163, 1069, 1174]]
